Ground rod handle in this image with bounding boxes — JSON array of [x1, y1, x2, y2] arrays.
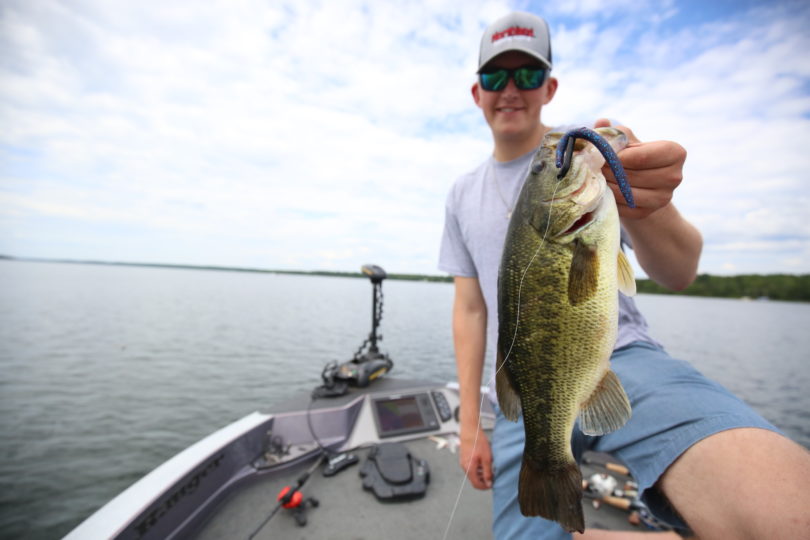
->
[[605, 462, 630, 476], [601, 495, 632, 511]]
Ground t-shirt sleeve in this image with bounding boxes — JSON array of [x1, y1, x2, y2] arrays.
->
[[438, 188, 477, 278]]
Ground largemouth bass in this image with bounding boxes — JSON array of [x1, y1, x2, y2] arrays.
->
[[496, 127, 636, 533]]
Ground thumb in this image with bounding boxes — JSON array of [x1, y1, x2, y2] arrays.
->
[[614, 124, 641, 145], [594, 118, 641, 144]]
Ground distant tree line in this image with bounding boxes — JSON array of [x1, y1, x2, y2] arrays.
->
[[324, 269, 810, 302], [4, 256, 808, 301], [636, 274, 810, 302]]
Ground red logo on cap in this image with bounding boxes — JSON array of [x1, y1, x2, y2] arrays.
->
[[491, 26, 535, 42]]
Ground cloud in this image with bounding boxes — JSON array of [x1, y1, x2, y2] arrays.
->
[[1, 0, 809, 275], [543, 1, 810, 275]]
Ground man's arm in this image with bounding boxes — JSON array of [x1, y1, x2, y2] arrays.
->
[[621, 202, 702, 291], [595, 119, 702, 291], [452, 276, 493, 490], [595, 121, 810, 538]]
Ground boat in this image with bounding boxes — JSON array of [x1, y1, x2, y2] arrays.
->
[[65, 266, 668, 539]]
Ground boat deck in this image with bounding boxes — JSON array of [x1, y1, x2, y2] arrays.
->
[[67, 378, 646, 539], [195, 442, 636, 539], [196, 436, 490, 539]]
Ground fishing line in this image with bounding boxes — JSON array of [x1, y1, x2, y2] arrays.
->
[[441, 162, 563, 540], [444, 129, 627, 538], [496, 177, 561, 373]]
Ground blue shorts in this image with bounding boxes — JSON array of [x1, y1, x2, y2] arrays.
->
[[491, 341, 780, 540]]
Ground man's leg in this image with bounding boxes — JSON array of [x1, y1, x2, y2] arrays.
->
[[491, 404, 570, 540], [659, 427, 810, 540], [595, 342, 796, 537]]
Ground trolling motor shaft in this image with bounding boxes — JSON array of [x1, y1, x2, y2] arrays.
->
[[314, 264, 394, 398], [360, 264, 386, 357]]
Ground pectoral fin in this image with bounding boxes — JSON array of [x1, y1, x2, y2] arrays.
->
[[578, 370, 631, 435], [617, 250, 636, 296], [568, 240, 599, 305], [495, 348, 521, 421]]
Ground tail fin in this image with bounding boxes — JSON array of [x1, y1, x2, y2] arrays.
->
[[518, 458, 584, 533]]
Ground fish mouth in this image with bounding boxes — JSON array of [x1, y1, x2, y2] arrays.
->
[[553, 180, 606, 238], [560, 210, 596, 236], [544, 177, 588, 202]]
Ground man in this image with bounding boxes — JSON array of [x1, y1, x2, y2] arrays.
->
[[438, 11, 810, 540]]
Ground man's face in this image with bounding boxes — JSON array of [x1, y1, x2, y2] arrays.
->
[[472, 51, 557, 143]]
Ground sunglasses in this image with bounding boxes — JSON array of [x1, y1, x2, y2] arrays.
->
[[479, 67, 548, 92]]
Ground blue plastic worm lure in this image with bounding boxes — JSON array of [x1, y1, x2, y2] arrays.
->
[[555, 127, 636, 208]]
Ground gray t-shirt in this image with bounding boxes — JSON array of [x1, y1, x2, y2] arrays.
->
[[438, 145, 660, 401]]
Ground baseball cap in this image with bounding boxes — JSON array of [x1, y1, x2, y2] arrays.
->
[[477, 12, 552, 72]]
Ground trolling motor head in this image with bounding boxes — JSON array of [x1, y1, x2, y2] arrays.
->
[[361, 264, 386, 284], [314, 264, 394, 398]]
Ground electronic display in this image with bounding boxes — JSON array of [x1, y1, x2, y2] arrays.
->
[[372, 393, 440, 438]]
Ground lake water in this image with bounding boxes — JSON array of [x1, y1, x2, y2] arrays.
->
[[0, 260, 808, 539]]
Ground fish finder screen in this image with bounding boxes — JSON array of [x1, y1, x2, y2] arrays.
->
[[374, 397, 424, 432]]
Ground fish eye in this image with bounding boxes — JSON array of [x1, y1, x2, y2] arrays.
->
[[532, 161, 545, 174]]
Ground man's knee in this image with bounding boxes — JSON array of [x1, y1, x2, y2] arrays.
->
[[658, 428, 810, 540]]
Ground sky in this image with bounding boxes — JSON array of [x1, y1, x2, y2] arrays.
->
[[1, 0, 809, 277]]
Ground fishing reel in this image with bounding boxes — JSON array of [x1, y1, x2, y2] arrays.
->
[[314, 264, 394, 398], [276, 485, 319, 527]]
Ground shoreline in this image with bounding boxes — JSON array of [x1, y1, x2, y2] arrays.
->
[[2, 255, 808, 301]]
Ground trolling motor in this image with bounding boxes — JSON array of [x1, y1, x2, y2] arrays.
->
[[315, 264, 394, 398]]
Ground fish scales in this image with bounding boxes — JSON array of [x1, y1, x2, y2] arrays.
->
[[496, 127, 635, 533]]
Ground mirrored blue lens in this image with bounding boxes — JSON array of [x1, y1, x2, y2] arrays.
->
[[514, 68, 547, 90], [480, 70, 509, 91], [479, 67, 547, 91]]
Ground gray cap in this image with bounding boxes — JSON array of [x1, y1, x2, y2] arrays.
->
[[477, 12, 552, 72]]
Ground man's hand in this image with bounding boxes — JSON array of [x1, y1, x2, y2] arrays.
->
[[459, 427, 493, 489], [594, 118, 686, 220]]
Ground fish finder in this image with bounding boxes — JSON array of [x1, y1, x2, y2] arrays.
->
[[371, 393, 440, 438]]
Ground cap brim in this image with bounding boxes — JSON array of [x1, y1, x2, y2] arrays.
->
[[478, 47, 552, 72]]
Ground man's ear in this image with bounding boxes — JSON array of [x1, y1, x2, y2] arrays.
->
[[471, 81, 482, 108], [543, 77, 558, 105]]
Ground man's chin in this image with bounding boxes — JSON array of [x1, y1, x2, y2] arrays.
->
[[495, 125, 535, 141]]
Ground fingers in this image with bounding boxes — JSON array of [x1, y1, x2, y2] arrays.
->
[[616, 140, 686, 173], [464, 457, 492, 489], [459, 431, 493, 490], [594, 119, 641, 145], [592, 119, 688, 218], [604, 157, 682, 202], [601, 137, 686, 219], [460, 454, 486, 489], [481, 449, 493, 488], [613, 124, 641, 145], [608, 183, 672, 220]]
